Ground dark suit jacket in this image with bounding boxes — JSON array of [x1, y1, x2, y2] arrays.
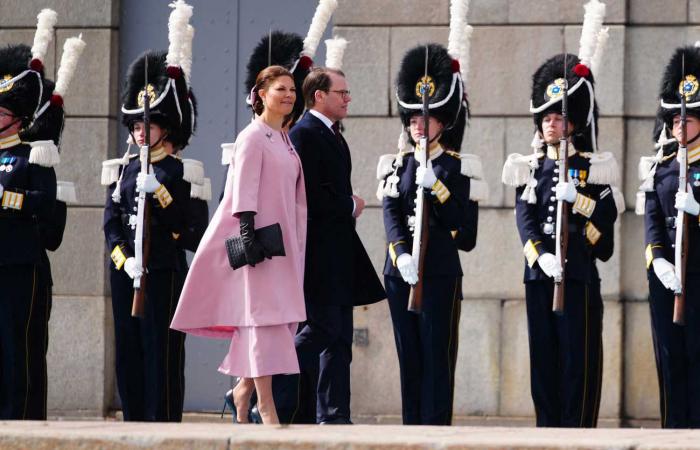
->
[[290, 111, 385, 306]]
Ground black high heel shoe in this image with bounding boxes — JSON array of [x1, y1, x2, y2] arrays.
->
[[221, 389, 237, 423]]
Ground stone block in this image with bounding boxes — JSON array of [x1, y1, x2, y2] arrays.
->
[[469, 0, 508, 24], [0, 29, 56, 77], [499, 299, 534, 416], [461, 208, 524, 301], [350, 301, 401, 416], [629, 0, 687, 24], [599, 300, 622, 418], [691, 0, 700, 23], [621, 212, 649, 302], [355, 207, 388, 276], [56, 29, 118, 117], [465, 118, 506, 207], [343, 117, 400, 208], [469, 26, 563, 116], [507, 0, 624, 24], [49, 207, 108, 297], [388, 27, 450, 117], [0, 0, 117, 27], [625, 27, 697, 118], [625, 118, 655, 208], [47, 295, 114, 416], [624, 301, 660, 419], [56, 118, 118, 207], [335, 0, 448, 25], [334, 27, 390, 116], [564, 26, 625, 117], [454, 298, 501, 416]]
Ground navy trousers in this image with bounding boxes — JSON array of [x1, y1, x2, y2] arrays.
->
[[648, 272, 700, 428], [110, 268, 186, 422], [524, 278, 603, 428], [385, 275, 461, 425], [0, 264, 47, 420]]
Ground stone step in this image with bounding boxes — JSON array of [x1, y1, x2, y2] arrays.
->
[[0, 421, 696, 450]]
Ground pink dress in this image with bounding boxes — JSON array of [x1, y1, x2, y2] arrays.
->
[[170, 118, 307, 377]]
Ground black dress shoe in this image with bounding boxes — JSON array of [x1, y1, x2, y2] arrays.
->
[[319, 417, 353, 425]]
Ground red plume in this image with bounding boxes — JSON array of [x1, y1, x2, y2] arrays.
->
[[50, 93, 63, 107], [166, 65, 183, 79], [451, 59, 461, 73], [29, 58, 44, 72], [298, 55, 313, 71], [573, 63, 590, 78]]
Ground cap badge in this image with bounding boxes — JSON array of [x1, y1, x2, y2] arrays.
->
[[679, 75, 699, 101], [414, 76, 435, 99], [137, 84, 157, 107], [545, 78, 566, 101], [0, 75, 14, 94]]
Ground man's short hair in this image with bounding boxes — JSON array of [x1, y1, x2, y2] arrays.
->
[[302, 67, 346, 109]]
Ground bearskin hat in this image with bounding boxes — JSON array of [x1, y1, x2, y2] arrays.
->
[[19, 77, 64, 144], [530, 53, 598, 152], [0, 44, 44, 128], [659, 46, 700, 128], [396, 43, 468, 151], [245, 31, 310, 127], [121, 50, 195, 150]]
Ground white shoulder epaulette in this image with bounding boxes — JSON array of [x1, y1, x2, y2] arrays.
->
[[376, 153, 397, 180], [28, 140, 60, 168], [469, 178, 489, 203], [191, 177, 212, 201], [458, 153, 484, 180], [221, 142, 235, 165], [582, 151, 620, 186], [501, 152, 542, 187], [56, 180, 77, 204], [611, 186, 625, 216], [638, 155, 658, 182], [101, 154, 130, 186], [182, 158, 205, 185]]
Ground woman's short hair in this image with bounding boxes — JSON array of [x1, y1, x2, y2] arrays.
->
[[252, 65, 294, 116], [302, 67, 345, 109]]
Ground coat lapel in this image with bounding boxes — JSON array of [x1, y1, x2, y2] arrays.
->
[[304, 112, 351, 169]]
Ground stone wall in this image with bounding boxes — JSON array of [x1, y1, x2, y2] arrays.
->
[[338, 0, 700, 423], [0, 0, 120, 417]]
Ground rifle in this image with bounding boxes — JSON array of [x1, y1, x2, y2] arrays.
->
[[408, 46, 431, 313], [132, 58, 152, 318], [674, 54, 689, 326], [552, 55, 570, 315]]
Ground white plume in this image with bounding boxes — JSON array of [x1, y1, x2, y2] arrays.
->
[[55, 34, 86, 97], [31, 9, 57, 63], [590, 27, 609, 79], [166, 0, 193, 68], [448, 0, 469, 59], [302, 0, 338, 59], [324, 37, 348, 70], [578, 0, 606, 68], [459, 24, 473, 85], [181, 24, 195, 81]]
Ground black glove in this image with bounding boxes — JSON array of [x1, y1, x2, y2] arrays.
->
[[239, 211, 266, 267]]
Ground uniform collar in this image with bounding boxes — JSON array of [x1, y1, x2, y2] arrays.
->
[[546, 144, 577, 160], [415, 143, 444, 161], [0, 134, 21, 149], [150, 145, 168, 163]]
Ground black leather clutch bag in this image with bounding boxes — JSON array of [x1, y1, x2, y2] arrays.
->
[[225, 222, 286, 270]]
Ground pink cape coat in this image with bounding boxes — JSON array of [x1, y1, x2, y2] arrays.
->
[[171, 119, 307, 338]]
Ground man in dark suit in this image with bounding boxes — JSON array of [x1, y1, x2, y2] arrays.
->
[[277, 67, 385, 424]]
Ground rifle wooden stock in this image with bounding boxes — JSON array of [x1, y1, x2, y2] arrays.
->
[[131, 202, 151, 318], [552, 201, 568, 314], [675, 63, 689, 326], [408, 195, 430, 312], [674, 212, 687, 325]]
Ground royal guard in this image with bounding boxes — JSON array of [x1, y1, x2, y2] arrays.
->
[[376, 1, 486, 424], [101, 0, 209, 422], [501, 0, 624, 428], [637, 45, 700, 428], [0, 9, 84, 420]]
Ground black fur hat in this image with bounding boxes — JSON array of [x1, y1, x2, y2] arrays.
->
[[0, 44, 44, 128], [19, 78, 65, 145], [245, 31, 310, 127], [121, 50, 195, 150], [530, 53, 598, 152], [396, 43, 468, 151], [659, 46, 700, 127]]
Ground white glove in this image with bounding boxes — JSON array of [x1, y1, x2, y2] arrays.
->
[[396, 253, 418, 285], [415, 162, 438, 189], [652, 258, 681, 292], [537, 252, 563, 279], [675, 188, 700, 216], [555, 181, 577, 203], [0, 182, 4, 198], [136, 172, 160, 194], [124, 257, 143, 280]]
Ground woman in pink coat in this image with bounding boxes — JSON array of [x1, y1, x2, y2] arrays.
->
[[171, 66, 306, 424]]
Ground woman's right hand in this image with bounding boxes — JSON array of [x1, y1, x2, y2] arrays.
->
[[239, 211, 267, 267]]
